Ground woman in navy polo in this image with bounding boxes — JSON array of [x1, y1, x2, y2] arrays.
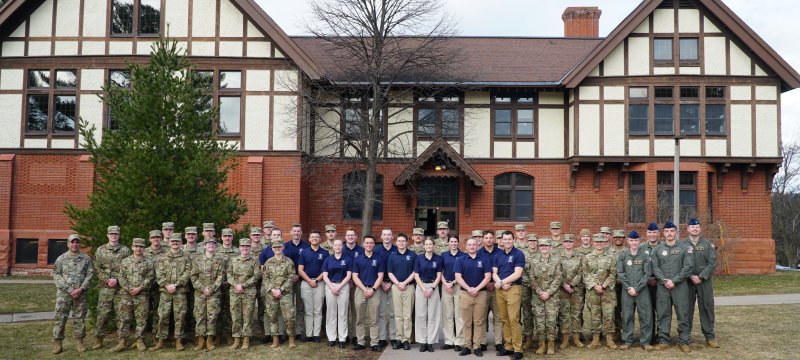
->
[[413, 239, 444, 352], [322, 239, 352, 348]]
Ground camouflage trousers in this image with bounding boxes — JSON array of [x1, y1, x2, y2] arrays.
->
[[532, 293, 560, 340], [117, 292, 149, 339], [157, 291, 187, 340], [217, 285, 231, 336], [520, 283, 535, 338], [265, 292, 296, 336], [230, 291, 257, 338], [147, 286, 160, 336], [193, 292, 221, 336], [586, 288, 616, 335], [558, 287, 584, 334], [94, 287, 123, 337], [52, 291, 88, 340]]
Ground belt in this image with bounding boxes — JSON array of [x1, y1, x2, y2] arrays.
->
[[422, 280, 436, 284]]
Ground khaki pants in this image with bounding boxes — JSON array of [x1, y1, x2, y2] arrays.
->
[[378, 286, 396, 341], [391, 284, 415, 342], [496, 285, 522, 353], [481, 289, 503, 346], [348, 282, 357, 340], [460, 290, 487, 351], [293, 280, 305, 336], [301, 281, 325, 337], [325, 282, 350, 342], [441, 283, 464, 346], [415, 283, 441, 344], [355, 288, 380, 346]]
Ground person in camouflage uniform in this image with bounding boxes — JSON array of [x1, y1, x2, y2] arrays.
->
[[52, 234, 93, 354], [558, 235, 584, 349], [652, 221, 694, 353], [161, 222, 175, 249], [684, 218, 719, 349], [521, 232, 538, 350], [115, 238, 155, 352], [144, 230, 165, 335], [528, 238, 561, 355], [575, 229, 593, 256], [582, 234, 617, 350], [434, 221, 450, 255], [151, 233, 192, 351], [201, 223, 216, 245], [263, 240, 297, 349], [227, 238, 261, 350], [181, 227, 201, 343], [409, 228, 426, 255], [190, 238, 226, 351], [247, 227, 265, 340], [548, 222, 564, 251], [321, 224, 337, 255], [616, 231, 654, 351], [145, 230, 165, 258], [214, 228, 240, 345], [92, 225, 131, 350]]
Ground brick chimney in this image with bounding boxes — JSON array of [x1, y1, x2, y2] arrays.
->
[[562, 7, 602, 37]]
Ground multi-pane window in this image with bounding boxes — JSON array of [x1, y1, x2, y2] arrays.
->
[[628, 87, 649, 135], [629, 85, 727, 137], [418, 177, 459, 208], [343, 171, 384, 220], [111, 0, 161, 35], [629, 172, 646, 223], [26, 69, 77, 134], [680, 38, 699, 61], [47, 239, 68, 265], [655, 87, 676, 135], [341, 97, 385, 139], [15, 239, 38, 264], [706, 86, 726, 135], [494, 172, 533, 221], [416, 95, 461, 139], [654, 38, 673, 61], [218, 71, 241, 135], [654, 37, 700, 64], [680, 87, 700, 135], [107, 70, 131, 130], [657, 171, 697, 223], [493, 95, 534, 139]]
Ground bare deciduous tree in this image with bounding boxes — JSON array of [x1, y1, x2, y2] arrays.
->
[[772, 141, 800, 268]]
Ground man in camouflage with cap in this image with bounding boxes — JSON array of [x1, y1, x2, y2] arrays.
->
[[322, 224, 338, 255], [600, 227, 613, 244], [651, 221, 694, 353], [92, 225, 131, 350], [409, 228, 426, 254], [227, 238, 261, 350], [201, 223, 215, 244], [52, 234, 93, 354], [575, 229, 593, 256], [263, 240, 297, 349], [182, 227, 202, 258], [215, 228, 240, 345], [520, 232, 537, 350], [115, 238, 155, 352], [144, 230, 165, 336], [558, 233, 585, 349], [616, 230, 654, 351], [249, 227, 265, 255], [190, 238, 226, 351], [145, 230, 165, 258], [609, 230, 628, 257], [151, 233, 191, 351], [528, 238, 561, 355], [161, 222, 175, 248], [247, 227, 265, 339], [684, 218, 719, 349], [434, 221, 450, 255], [548, 222, 564, 250], [582, 234, 617, 350]]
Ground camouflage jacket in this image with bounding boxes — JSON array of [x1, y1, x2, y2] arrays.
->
[[651, 241, 694, 285], [320, 241, 335, 255], [53, 252, 93, 294], [608, 245, 627, 258], [143, 246, 165, 260], [155, 250, 191, 292], [616, 249, 652, 293], [93, 243, 131, 288], [683, 238, 717, 280], [190, 254, 226, 294], [527, 254, 562, 297], [227, 255, 261, 295], [118, 255, 155, 293], [582, 250, 617, 290], [214, 246, 240, 265], [250, 242, 265, 255], [434, 238, 449, 255], [514, 241, 529, 252], [560, 251, 584, 288], [262, 256, 294, 294], [181, 243, 202, 260], [575, 246, 593, 256], [522, 250, 540, 285], [409, 243, 425, 255]]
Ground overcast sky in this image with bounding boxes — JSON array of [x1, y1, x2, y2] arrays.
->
[[256, 0, 800, 144]]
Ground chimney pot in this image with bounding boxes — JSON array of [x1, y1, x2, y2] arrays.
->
[[562, 6, 602, 37]]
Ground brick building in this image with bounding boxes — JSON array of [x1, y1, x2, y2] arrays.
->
[[0, 0, 797, 275]]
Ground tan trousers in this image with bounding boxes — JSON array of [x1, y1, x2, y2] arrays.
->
[[300, 281, 325, 337], [391, 284, 415, 342], [354, 288, 380, 346], [481, 289, 503, 346], [414, 283, 442, 344], [293, 280, 305, 335], [378, 286, 396, 341], [496, 285, 522, 353], [460, 290, 487, 351], [325, 282, 350, 342], [442, 283, 464, 346], [348, 282, 357, 339]]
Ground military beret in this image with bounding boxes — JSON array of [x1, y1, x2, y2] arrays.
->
[[526, 234, 538, 241], [68, 234, 80, 242], [325, 224, 337, 232], [549, 221, 562, 229], [515, 224, 527, 231], [161, 222, 175, 230], [169, 233, 183, 243], [538, 238, 552, 246], [221, 228, 234, 236], [132, 238, 146, 247], [262, 220, 275, 228], [271, 240, 284, 248], [202, 223, 215, 231], [612, 229, 625, 238], [412, 228, 424, 235], [185, 226, 198, 234], [149, 230, 162, 238], [627, 230, 640, 239], [250, 227, 262, 235], [563, 234, 575, 242], [688, 218, 700, 226], [471, 230, 484, 237], [579, 229, 592, 237], [663, 221, 677, 229], [238, 238, 251, 246], [599, 226, 612, 234], [107, 225, 120, 234], [437, 221, 449, 229], [592, 234, 608, 242], [647, 222, 659, 231]]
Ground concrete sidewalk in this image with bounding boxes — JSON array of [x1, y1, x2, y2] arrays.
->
[[714, 293, 800, 306], [0, 279, 53, 284], [0, 312, 54, 323]]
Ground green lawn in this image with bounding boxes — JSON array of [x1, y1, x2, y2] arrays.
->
[[0, 284, 56, 313], [712, 270, 800, 296]]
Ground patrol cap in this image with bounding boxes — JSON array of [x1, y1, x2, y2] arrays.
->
[[107, 225, 120, 234], [412, 228, 424, 235], [68, 234, 80, 243], [161, 222, 175, 230], [600, 226, 612, 234], [205, 237, 217, 244], [538, 238, 552, 246], [663, 221, 677, 229], [221, 228, 234, 236], [437, 221, 449, 229], [627, 230, 641, 239], [515, 224, 527, 231], [185, 226, 198, 234], [592, 234, 608, 242], [612, 229, 625, 238], [132, 238, 146, 247], [262, 220, 275, 228], [149, 230, 162, 238], [495, 230, 505, 238], [271, 240, 284, 248], [579, 229, 592, 237], [563, 234, 575, 242], [526, 234, 538, 241], [471, 230, 484, 237], [202, 223, 215, 231], [688, 218, 700, 226], [549, 221, 562, 229], [647, 222, 659, 231], [169, 233, 183, 243], [250, 227, 262, 235], [238, 238, 251, 246], [325, 224, 336, 232]]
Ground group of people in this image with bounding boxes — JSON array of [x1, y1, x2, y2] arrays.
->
[[50, 218, 719, 359]]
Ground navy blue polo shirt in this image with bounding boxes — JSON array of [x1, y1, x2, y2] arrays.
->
[[374, 243, 397, 280], [493, 247, 525, 285], [387, 250, 416, 283], [322, 254, 352, 283], [477, 245, 499, 268], [284, 240, 310, 271], [342, 243, 364, 260], [414, 253, 444, 282], [258, 246, 274, 265], [454, 253, 492, 288], [441, 250, 466, 282], [353, 252, 383, 287], [298, 246, 329, 278]]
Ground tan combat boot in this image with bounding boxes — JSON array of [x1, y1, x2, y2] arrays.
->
[[206, 336, 216, 350], [271, 336, 280, 349], [75, 338, 86, 353], [91, 336, 104, 350], [194, 336, 205, 351], [654, 343, 670, 351], [535, 340, 546, 355], [547, 340, 555, 355], [52, 340, 63, 354], [136, 338, 147, 351], [241, 337, 250, 350], [229, 337, 241, 349], [523, 336, 534, 350], [149, 339, 164, 351], [643, 344, 656, 351], [175, 338, 185, 351], [288, 335, 297, 348], [573, 334, 584, 348], [619, 344, 630, 350], [707, 340, 720, 348], [605, 335, 618, 350], [587, 334, 601, 349], [111, 338, 127, 352], [560, 334, 570, 350], [679, 344, 691, 353]]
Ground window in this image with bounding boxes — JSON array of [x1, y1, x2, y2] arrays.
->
[[418, 177, 458, 208], [343, 171, 383, 220], [26, 69, 77, 134], [628, 87, 649, 135], [654, 87, 674, 135], [680, 87, 700, 135], [341, 96, 385, 140], [657, 172, 697, 223], [706, 86, 726, 135], [15, 239, 38, 264], [217, 71, 241, 135], [48, 239, 68, 264], [655, 37, 700, 64], [629, 172, 646, 223], [492, 95, 535, 139], [417, 108, 436, 137], [494, 172, 533, 221], [106, 70, 131, 130], [415, 95, 462, 138], [111, 0, 161, 35], [680, 38, 699, 61], [654, 38, 673, 61]]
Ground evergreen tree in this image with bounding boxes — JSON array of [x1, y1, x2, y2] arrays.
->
[[66, 39, 246, 249]]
